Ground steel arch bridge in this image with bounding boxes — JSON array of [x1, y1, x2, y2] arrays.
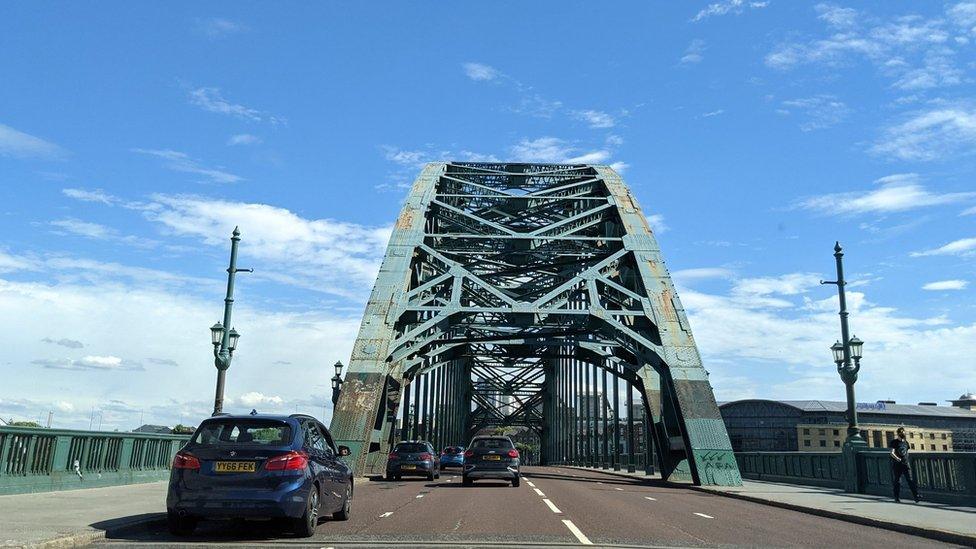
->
[[330, 162, 741, 486]]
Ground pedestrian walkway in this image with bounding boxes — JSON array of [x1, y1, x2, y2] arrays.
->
[[565, 465, 976, 546], [0, 482, 167, 548]]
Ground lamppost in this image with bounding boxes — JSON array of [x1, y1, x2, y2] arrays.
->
[[331, 361, 345, 406], [210, 227, 252, 416]]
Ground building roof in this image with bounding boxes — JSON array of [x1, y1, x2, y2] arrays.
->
[[133, 424, 172, 434], [719, 399, 976, 419]]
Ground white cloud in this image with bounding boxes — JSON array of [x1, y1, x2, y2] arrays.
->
[[948, 2, 976, 29], [573, 110, 616, 129], [673, 267, 734, 281], [511, 94, 563, 119], [462, 62, 500, 82], [646, 214, 668, 234], [797, 173, 976, 215], [54, 401, 74, 412], [700, 109, 725, 118], [198, 18, 247, 38], [779, 95, 850, 131], [32, 355, 143, 372], [62, 188, 116, 205], [239, 392, 284, 407], [510, 137, 611, 165], [50, 219, 115, 240], [911, 237, 976, 257], [681, 39, 707, 64], [871, 106, 976, 161], [188, 88, 283, 125], [816, 3, 857, 28], [0, 123, 65, 159], [962, 206, 976, 216], [922, 279, 969, 291], [227, 134, 261, 146], [692, 0, 769, 22], [609, 161, 630, 173], [132, 148, 243, 184]]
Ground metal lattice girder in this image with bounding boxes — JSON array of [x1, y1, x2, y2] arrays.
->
[[330, 162, 742, 486]]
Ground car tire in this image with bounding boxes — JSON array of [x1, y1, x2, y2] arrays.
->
[[385, 472, 394, 482], [512, 476, 520, 487], [333, 483, 351, 521], [427, 471, 435, 481], [395, 474, 401, 481], [462, 476, 473, 486], [166, 511, 196, 536], [434, 470, 441, 480], [292, 484, 319, 538]]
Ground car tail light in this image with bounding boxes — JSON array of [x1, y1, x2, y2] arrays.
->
[[507, 449, 519, 458], [388, 453, 399, 460], [464, 450, 474, 458], [420, 453, 433, 461], [172, 452, 200, 470], [264, 451, 309, 471]]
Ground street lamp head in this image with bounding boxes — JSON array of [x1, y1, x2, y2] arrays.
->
[[334, 360, 344, 377], [331, 375, 340, 391], [210, 322, 224, 346], [848, 335, 864, 360], [227, 328, 240, 351], [830, 341, 845, 364]]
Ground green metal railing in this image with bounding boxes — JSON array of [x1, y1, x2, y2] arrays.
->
[[736, 450, 976, 506], [0, 425, 190, 495]]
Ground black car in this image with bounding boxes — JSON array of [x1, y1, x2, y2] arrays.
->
[[386, 440, 440, 481], [462, 436, 520, 487], [166, 413, 353, 537]]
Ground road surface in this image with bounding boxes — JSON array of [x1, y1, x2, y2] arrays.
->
[[99, 466, 950, 548]]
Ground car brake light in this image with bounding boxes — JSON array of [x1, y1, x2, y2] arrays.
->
[[264, 451, 308, 471], [507, 449, 519, 458], [464, 450, 474, 458], [388, 453, 399, 460], [420, 453, 432, 460], [172, 452, 200, 470]]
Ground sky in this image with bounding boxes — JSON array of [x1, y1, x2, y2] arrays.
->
[[1, 1, 975, 431]]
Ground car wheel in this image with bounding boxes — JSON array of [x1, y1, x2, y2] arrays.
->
[[385, 472, 394, 482], [427, 471, 435, 481], [395, 474, 401, 481], [512, 476, 520, 487], [462, 476, 473, 486], [292, 484, 319, 537], [333, 483, 351, 521], [434, 470, 441, 480], [166, 511, 196, 536]]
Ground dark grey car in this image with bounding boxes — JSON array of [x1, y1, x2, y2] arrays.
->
[[386, 440, 440, 481], [461, 436, 520, 487]]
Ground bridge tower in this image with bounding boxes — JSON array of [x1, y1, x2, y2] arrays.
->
[[330, 162, 741, 486]]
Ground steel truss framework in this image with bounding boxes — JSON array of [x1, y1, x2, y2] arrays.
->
[[330, 162, 741, 486]]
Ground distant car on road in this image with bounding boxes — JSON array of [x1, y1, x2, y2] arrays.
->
[[386, 440, 440, 481], [462, 436, 520, 487], [440, 446, 465, 470], [166, 413, 352, 537]]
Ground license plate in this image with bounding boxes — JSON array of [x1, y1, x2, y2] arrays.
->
[[215, 461, 256, 473], [401, 464, 417, 470], [483, 455, 501, 461]]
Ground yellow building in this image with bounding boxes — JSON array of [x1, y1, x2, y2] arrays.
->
[[797, 423, 953, 452]]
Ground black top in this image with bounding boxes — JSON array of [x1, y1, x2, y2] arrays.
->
[[889, 437, 910, 465]]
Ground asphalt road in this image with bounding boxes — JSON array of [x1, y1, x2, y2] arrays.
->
[[99, 466, 954, 548]]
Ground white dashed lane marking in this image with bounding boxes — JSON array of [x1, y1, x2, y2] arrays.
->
[[379, 512, 393, 518], [526, 481, 536, 487], [415, 494, 424, 499], [694, 512, 714, 519], [542, 498, 562, 514], [614, 487, 623, 491], [562, 519, 593, 545], [644, 496, 657, 501], [533, 488, 546, 497]]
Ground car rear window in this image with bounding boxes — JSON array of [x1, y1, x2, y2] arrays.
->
[[394, 443, 429, 453], [443, 447, 458, 454], [472, 438, 514, 449], [191, 419, 292, 446]]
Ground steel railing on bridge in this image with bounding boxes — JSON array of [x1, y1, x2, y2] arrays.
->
[[736, 451, 976, 506], [0, 425, 190, 495]]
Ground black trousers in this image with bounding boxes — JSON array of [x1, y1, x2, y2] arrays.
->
[[891, 462, 918, 500]]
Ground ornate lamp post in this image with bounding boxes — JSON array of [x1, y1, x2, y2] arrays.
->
[[210, 227, 252, 416], [331, 361, 346, 406]]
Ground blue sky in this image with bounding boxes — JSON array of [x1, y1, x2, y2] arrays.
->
[[1, 1, 975, 430]]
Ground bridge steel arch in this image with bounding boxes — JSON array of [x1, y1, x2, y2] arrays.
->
[[330, 162, 741, 486]]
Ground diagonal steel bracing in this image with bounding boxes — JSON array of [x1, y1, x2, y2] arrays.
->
[[330, 162, 741, 486]]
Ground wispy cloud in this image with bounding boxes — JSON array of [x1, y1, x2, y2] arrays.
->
[[700, 109, 725, 118], [41, 337, 84, 349], [0, 123, 66, 160], [871, 106, 976, 161], [681, 39, 707, 64], [797, 173, 976, 215], [778, 95, 850, 131], [132, 149, 243, 184], [32, 355, 144, 372], [227, 133, 261, 146], [197, 18, 247, 38], [462, 62, 500, 82], [188, 88, 284, 125], [911, 237, 976, 257], [510, 137, 611, 164], [692, 0, 769, 22], [646, 214, 669, 234], [922, 279, 969, 291], [572, 110, 616, 129], [62, 188, 115, 205]]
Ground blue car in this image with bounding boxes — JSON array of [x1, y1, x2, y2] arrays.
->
[[440, 446, 465, 470], [166, 413, 352, 537]]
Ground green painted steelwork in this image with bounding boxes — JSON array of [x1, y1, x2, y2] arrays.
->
[[330, 162, 741, 486], [0, 425, 189, 495]]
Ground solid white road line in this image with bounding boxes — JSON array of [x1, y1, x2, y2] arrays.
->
[[526, 481, 536, 487], [415, 494, 424, 499], [542, 498, 562, 514], [379, 512, 393, 518], [562, 519, 593, 545], [644, 496, 657, 501], [614, 487, 623, 491], [694, 512, 714, 519], [533, 487, 546, 497]]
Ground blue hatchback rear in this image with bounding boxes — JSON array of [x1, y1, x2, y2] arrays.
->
[[166, 413, 352, 537]]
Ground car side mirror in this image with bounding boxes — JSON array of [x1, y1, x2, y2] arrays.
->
[[338, 445, 351, 457]]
